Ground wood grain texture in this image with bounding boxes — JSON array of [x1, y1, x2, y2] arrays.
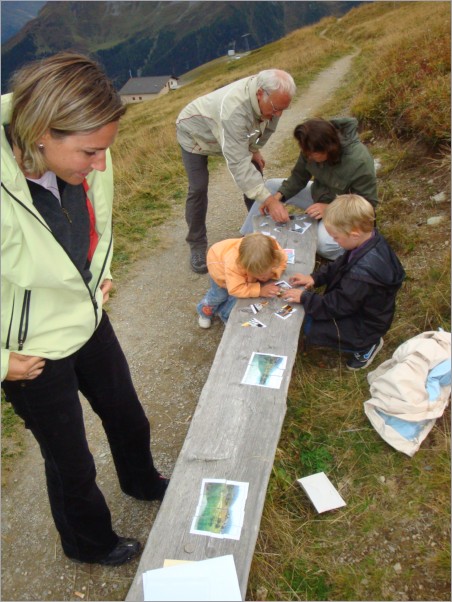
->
[[126, 214, 317, 601]]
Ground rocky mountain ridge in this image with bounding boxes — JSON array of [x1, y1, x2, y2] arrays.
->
[[1, 0, 360, 90]]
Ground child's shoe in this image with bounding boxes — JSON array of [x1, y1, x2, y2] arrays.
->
[[346, 338, 384, 371], [198, 305, 213, 328], [198, 315, 212, 329]]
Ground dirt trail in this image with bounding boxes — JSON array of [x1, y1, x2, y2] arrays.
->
[[1, 54, 355, 601]]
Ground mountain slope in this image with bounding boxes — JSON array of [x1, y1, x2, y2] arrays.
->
[[0, 1, 46, 43], [1, 0, 360, 90]]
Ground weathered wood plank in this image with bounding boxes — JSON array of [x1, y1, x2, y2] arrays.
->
[[126, 215, 317, 601]]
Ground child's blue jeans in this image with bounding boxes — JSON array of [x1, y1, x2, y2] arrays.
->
[[197, 277, 237, 323]]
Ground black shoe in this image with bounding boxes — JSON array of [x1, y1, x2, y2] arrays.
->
[[146, 474, 169, 501], [123, 474, 170, 501], [190, 250, 207, 274], [68, 537, 142, 566], [346, 338, 384, 371], [97, 537, 141, 566]]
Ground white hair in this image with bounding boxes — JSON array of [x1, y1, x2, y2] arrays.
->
[[256, 69, 296, 97]]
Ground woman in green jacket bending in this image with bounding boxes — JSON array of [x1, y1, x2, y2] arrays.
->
[[1, 52, 168, 566], [241, 117, 378, 260]]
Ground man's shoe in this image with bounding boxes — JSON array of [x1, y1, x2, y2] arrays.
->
[[190, 250, 207, 274], [346, 338, 384, 371], [97, 537, 141, 566]]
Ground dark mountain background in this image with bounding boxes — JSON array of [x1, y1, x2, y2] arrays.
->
[[1, 1, 46, 42], [1, 1, 361, 91]]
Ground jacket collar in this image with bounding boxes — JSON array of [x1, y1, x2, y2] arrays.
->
[[2, 93, 40, 210]]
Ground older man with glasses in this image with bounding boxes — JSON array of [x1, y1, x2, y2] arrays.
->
[[176, 69, 296, 273]]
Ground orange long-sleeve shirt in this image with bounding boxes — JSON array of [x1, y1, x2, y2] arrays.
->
[[206, 238, 287, 298]]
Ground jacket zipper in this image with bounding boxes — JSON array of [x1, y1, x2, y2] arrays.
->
[[2, 182, 103, 328], [5, 296, 15, 350], [18, 290, 31, 350], [62, 207, 72, 224], [93, 233, 113, 294]]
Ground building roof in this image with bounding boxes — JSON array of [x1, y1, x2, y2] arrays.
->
[[118, 76, 177, 95]]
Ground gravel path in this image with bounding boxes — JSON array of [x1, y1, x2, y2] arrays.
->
[[1, 54, 355, 602]]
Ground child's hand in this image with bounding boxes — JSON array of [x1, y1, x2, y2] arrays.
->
[[289, 273, 314, 288], [260, 282, 280, 298], [282, 288, 303, 303]]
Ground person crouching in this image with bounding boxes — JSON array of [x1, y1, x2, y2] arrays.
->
[[281, 194, 406, 370], [197, 233, 287, 328]]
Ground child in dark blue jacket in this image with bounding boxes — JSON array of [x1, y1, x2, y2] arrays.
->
[[282, 194, 406, 370]]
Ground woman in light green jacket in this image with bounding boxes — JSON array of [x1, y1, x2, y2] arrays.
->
[[1, 52, 168, 566]]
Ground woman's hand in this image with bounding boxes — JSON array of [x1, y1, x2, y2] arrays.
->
[[5, 352, 46, 381], [289, 273, 314, 288], [259, 195, 290, 223], [100, 279, 113, 304], [305, 202, 328, 220]]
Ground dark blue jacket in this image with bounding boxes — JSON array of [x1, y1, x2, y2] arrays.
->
[[301, 230, 405, 350]]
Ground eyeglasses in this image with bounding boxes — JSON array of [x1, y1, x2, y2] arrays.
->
[[264, 91, 288, 115]]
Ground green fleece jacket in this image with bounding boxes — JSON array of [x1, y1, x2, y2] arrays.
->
[[279, 117, 378, 207], [1, 93, 114, 381]]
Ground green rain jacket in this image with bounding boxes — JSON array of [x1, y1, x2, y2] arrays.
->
[[1, 93, 114, 381], [279, 117, 378, 207]]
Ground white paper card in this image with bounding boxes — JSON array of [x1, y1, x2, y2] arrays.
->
[[142, 554, 242, 601], [297, 472, 346, 513]]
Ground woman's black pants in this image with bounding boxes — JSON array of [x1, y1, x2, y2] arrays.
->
[[2, 311, 161, 562]]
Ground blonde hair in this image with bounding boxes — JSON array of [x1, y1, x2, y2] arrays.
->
[[238, 233, 283, 275], [9, 51, 126, 176], [323, 194, 375, 234]]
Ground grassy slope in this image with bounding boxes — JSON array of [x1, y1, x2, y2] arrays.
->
[[2, 2, 450, 599], [245, 3, 451, 601]]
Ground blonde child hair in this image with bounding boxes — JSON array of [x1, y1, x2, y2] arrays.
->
[[323, 194, 375, 234], [238, 233, 284, 275]]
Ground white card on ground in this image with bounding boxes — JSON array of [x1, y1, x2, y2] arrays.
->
[[142, 554, 242, 601], [297, 472, 346, 513]]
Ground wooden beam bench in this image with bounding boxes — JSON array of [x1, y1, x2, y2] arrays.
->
[[126, 214, 318, 601]]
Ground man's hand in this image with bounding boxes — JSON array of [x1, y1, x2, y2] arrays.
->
[[251, 151, 265, 171]]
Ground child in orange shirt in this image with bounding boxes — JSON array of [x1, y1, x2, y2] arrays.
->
[[197, 232, 287, 328]]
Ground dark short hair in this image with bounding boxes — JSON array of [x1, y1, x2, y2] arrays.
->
[[293, 118, 342, 165]]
